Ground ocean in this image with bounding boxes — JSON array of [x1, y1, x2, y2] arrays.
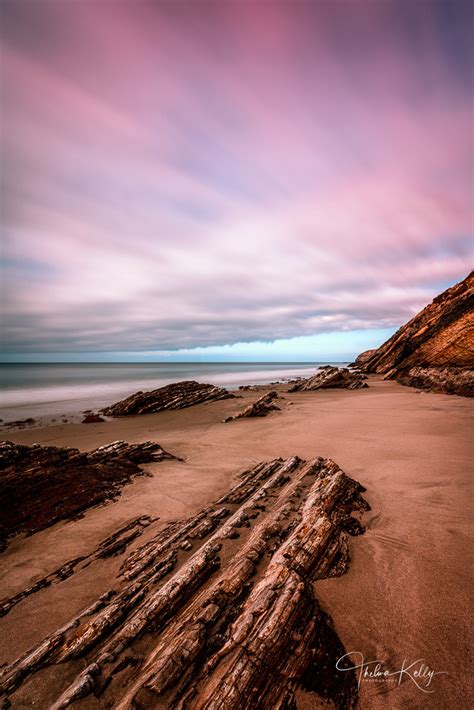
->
[[0, 362, 346, 421]]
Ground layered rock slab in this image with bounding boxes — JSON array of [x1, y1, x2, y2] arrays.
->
[[396, 366, 474, 397], [288, 366, 368, 392], [0, 455, 369, 709], [362, 272, 474, 372], [102, 380, 235, 416], [0, 440, 175, 551], [223, 390, 280, 422]]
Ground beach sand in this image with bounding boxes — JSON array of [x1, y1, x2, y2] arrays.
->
[[0, 376, 472, 708]]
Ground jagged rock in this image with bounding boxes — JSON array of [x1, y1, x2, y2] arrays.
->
[[82, 414, 105, 424], [396, 366, 474, 397], [0, 516, 156, 618], [0, 441, 175, 551], [102, 380, 235, 416], [358, 272, 473, 395], [0, 456, 369, 709], [223, 391, 280, 422], [288, 366, 368, 392]]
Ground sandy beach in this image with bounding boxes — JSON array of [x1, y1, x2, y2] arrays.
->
[[3, 0, 472, 705], [0, 375, 472, 708]]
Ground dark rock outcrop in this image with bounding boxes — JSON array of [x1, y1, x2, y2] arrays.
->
[[0, 440, 176, 551], [358, 272, 474, 396], [102, 380, 235, 416], [1, 418, 36, 429], [288, 366, 368, 392], [223, 390, 280, 422], [82, 413, 105, 424], [396, 366, 474, 397], [0, 455, 368, 709]]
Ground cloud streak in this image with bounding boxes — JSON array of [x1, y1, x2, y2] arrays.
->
[[1, 0, 472, 357]]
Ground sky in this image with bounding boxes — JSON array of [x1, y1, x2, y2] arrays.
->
[[1, 0, 472, 362]]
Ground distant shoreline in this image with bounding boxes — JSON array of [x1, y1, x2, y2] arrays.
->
[[0, 361, 347, 424]]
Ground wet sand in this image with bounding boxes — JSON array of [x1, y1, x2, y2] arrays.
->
[[0, 376, 472, 709]]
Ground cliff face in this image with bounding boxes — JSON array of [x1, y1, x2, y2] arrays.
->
[[359, 272, 474, 395], [351, 349, 376, 367]]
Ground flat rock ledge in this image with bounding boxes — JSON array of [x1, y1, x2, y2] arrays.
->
[[0, 455, 369, 710], [288, 366, 368, 392], [223, 390, 280, 422], [0, 440, 176, 552], [102, 380, 235, 416], [394, 366, 474, 397]]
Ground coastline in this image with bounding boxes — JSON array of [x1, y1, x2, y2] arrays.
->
[[0, 375, 472, 708], [0, 361, 340, 424]]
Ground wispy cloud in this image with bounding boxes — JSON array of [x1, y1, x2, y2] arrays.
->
[[1, 0, 472, 357]]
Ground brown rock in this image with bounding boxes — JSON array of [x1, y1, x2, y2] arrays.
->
[[349, 349, 377, 367], [0, 516, 156, 618], [0, 440, 176, 551], [0, 455, 368, 709], [358, 272, 474, 395], [288, 366, 368, 392], [223, 390, 280, 422], [81, 414, 105, 424], [102, 380, 235, 416], [396, 366, 474, 397]]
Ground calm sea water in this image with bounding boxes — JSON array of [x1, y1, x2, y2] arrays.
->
[[0, 362, 346, 420]]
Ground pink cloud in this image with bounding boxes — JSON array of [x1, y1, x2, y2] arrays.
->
[[1, 0, 472, 353]]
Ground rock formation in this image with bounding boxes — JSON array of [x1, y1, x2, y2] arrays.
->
[[350, 349, 376, 367], [1, 418, 36, 429], [102, 380, 235, 416], [0, 516, 156, 618], [288, 366, 368, 392], [358, 272, 474, 396], [0, 455, 369, 709], [396, 366, 474, 397], [0, 440, 176, 552], [223, 390, 280, 422], [82, 413, 105, 424]]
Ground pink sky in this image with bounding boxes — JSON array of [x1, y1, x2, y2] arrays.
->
[[1, 0, 472, 358]]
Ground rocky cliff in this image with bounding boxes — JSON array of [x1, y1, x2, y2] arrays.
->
[[359, 272, 474, 395], [351, 349, 376, 367]]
